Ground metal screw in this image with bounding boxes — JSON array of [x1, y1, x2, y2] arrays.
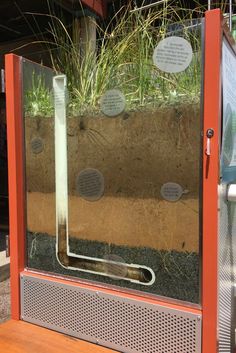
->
[[206, 128, 214, 138]]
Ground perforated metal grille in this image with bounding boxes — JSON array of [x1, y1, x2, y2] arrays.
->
[[21, 274, 201, 353], [218, 185, 234, 353]]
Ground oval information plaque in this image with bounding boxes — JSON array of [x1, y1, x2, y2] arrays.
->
[[153, 36, 193, 73], [100, 89, 126, 117], [161, 182, 185, 202], [76, 168, 104, 201], [31, 137, 44, 154], [103, 254, 128, 279]]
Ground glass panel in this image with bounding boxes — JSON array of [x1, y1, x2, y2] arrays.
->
[[25, 16, 202, 304], [23, 60, 57, 271], [221, 37, 236, 182]]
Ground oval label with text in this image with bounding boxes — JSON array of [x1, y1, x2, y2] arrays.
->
[[76, 168, 104, 201], [100, 89, 126, 117], [31, 137, 44, 154], [153, 36, 193, 73], [161, 182, 184, 202]]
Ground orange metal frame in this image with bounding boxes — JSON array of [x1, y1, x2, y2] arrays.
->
[[202, 9, 222, 353], [4, 8, 227, 353], [5, 54, 25, 320]]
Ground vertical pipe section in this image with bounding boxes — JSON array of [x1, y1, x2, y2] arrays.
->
[[229, 0, 233, 31], [53, 75, 69, 266], [208, 0, 211, 11], [5, 54, 25, 320]]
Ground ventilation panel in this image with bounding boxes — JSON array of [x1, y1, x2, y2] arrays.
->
[[21, 274, 201, 353]]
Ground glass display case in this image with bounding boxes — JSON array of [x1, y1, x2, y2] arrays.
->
[[24, 21, 202, 304]]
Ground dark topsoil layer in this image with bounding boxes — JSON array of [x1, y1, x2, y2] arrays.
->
[[25, 104, 200, 198], [27, 232, 200, 303]]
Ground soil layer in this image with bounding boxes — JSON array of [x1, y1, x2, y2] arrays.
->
[[25, 104, 201, 252]]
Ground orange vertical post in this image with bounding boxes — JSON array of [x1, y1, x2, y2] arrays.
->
[[202, 9, 222, 353], [5, 54, 25, 320]]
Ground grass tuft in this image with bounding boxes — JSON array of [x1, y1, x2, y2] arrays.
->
[[24, 1, 207, 117]]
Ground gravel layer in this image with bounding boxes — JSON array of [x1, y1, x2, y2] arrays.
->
[[0, 278, 10, 324], [27, 232, 200, 303]]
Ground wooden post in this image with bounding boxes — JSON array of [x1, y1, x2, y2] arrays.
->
[[73, 16, 96, 58]]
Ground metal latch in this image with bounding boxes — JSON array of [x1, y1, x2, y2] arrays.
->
[[206, 128, 214, 156]]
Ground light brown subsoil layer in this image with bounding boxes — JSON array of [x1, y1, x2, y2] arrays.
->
[[25, 104, 200, 252], [27, 192, 198, 252]]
